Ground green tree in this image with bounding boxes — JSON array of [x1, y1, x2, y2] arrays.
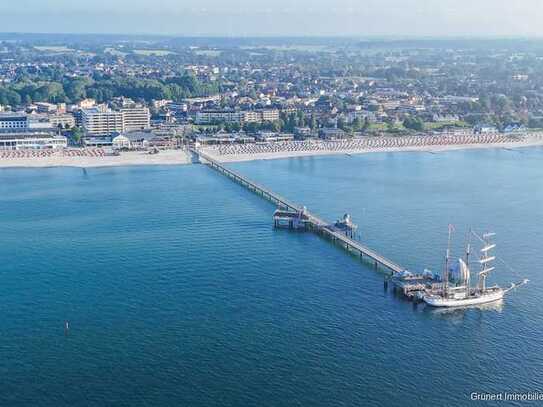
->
[[403, 117, 425, 132], [71, 127, 84, 145]]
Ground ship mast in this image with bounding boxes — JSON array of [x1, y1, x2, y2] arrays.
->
[[478, 232, 496, 292], [465, 230, 471, 292], [443, 224, 454, 296]]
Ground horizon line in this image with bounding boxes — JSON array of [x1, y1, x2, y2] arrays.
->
[[1, 31, 543, 41]]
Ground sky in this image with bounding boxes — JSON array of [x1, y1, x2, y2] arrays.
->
[[1, 0, 542, 37]]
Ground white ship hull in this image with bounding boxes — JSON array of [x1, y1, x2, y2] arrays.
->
[[423, 289, 504, 307]]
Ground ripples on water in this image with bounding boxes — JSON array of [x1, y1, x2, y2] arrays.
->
[[0, 148, 542, 406]]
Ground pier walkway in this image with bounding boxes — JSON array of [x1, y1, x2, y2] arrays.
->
[[193, 148, 405, 274]]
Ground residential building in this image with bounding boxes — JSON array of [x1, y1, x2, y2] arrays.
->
[[195, 110, 244, 124], [81, 106, 124, 137], [346, 110, 376, 124], [78, 99, 96, 109], [121, 106, 151, 132], [166, 102, 188, 113], [49, 113, 76, 129], [260, 109, 280, 122], [35, 102, 65, 114], [27, 115, 54, 130], [243, 109, 280, 123], [152, 99, 173, 109], [0, 113, 28, 130]]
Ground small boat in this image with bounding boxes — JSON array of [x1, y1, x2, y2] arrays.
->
[[423, 227, 527, 308]]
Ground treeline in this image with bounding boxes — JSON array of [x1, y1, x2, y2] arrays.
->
[[0, 73, 219, 106]]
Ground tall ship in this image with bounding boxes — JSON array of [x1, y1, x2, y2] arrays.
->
[[423, 227, 528, 308]]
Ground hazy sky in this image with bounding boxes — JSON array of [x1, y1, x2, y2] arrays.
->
[[1, 0, 542, 37]]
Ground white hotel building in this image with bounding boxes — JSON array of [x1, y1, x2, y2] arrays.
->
[[0, 113, 67, 150], [0, 131, 67, 150], [0, 114, 28, 130], [81, 105, 150, 137], [81, 106, 124, 137], [121, 106, 151, 132]]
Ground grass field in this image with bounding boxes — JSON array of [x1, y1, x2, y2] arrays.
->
[[194, 50, 222, 57], [105, 47, 128, 57], [34, 46, 74, 53], [133, 49, 175, 56], [241, 45, 335, 53]]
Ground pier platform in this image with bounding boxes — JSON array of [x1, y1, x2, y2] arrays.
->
[[273, 208, 312, 230], [390, 272, 442, 300]]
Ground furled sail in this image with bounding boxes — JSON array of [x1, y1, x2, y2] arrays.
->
[[480, 256, 496, 264], [450, 259, 471, 285], [481, 244, 496, 252], [479, 266, 495, 275], [458, 258, 471, 285]]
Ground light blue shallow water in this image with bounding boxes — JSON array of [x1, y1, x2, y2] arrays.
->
[[0, 148, 542, 406]]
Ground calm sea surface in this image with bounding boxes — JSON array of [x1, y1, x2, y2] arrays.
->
[[1, 148, 542, 406]]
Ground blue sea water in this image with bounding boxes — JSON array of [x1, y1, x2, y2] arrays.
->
[[0, 148, 542, 406]]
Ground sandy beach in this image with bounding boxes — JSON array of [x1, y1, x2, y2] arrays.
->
[[2, 134, 543, 168], [202, 134, 543, 163], [0, 149, 192, 168]]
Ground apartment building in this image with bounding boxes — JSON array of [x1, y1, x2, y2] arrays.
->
[[81, 106, 124, 137], [259, 109, 280, 122], [81, 105, 151, 136], [121, 106, 151, 132], [196, 109, 280, 124], [35, 102, 58, 113], [195, 110, 245, 124], [78, 98, 96, 109], [49, 113, 76, 129], [243, 109, 280, 123], [0, 113, 28, 130]]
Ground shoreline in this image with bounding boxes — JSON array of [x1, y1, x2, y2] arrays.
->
[[202, 137, 543, 163], [1, 136, 543, 169], [0, 150, 192, 169]]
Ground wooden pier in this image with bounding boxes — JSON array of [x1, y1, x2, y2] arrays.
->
[[193, 148, 406, 274]]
